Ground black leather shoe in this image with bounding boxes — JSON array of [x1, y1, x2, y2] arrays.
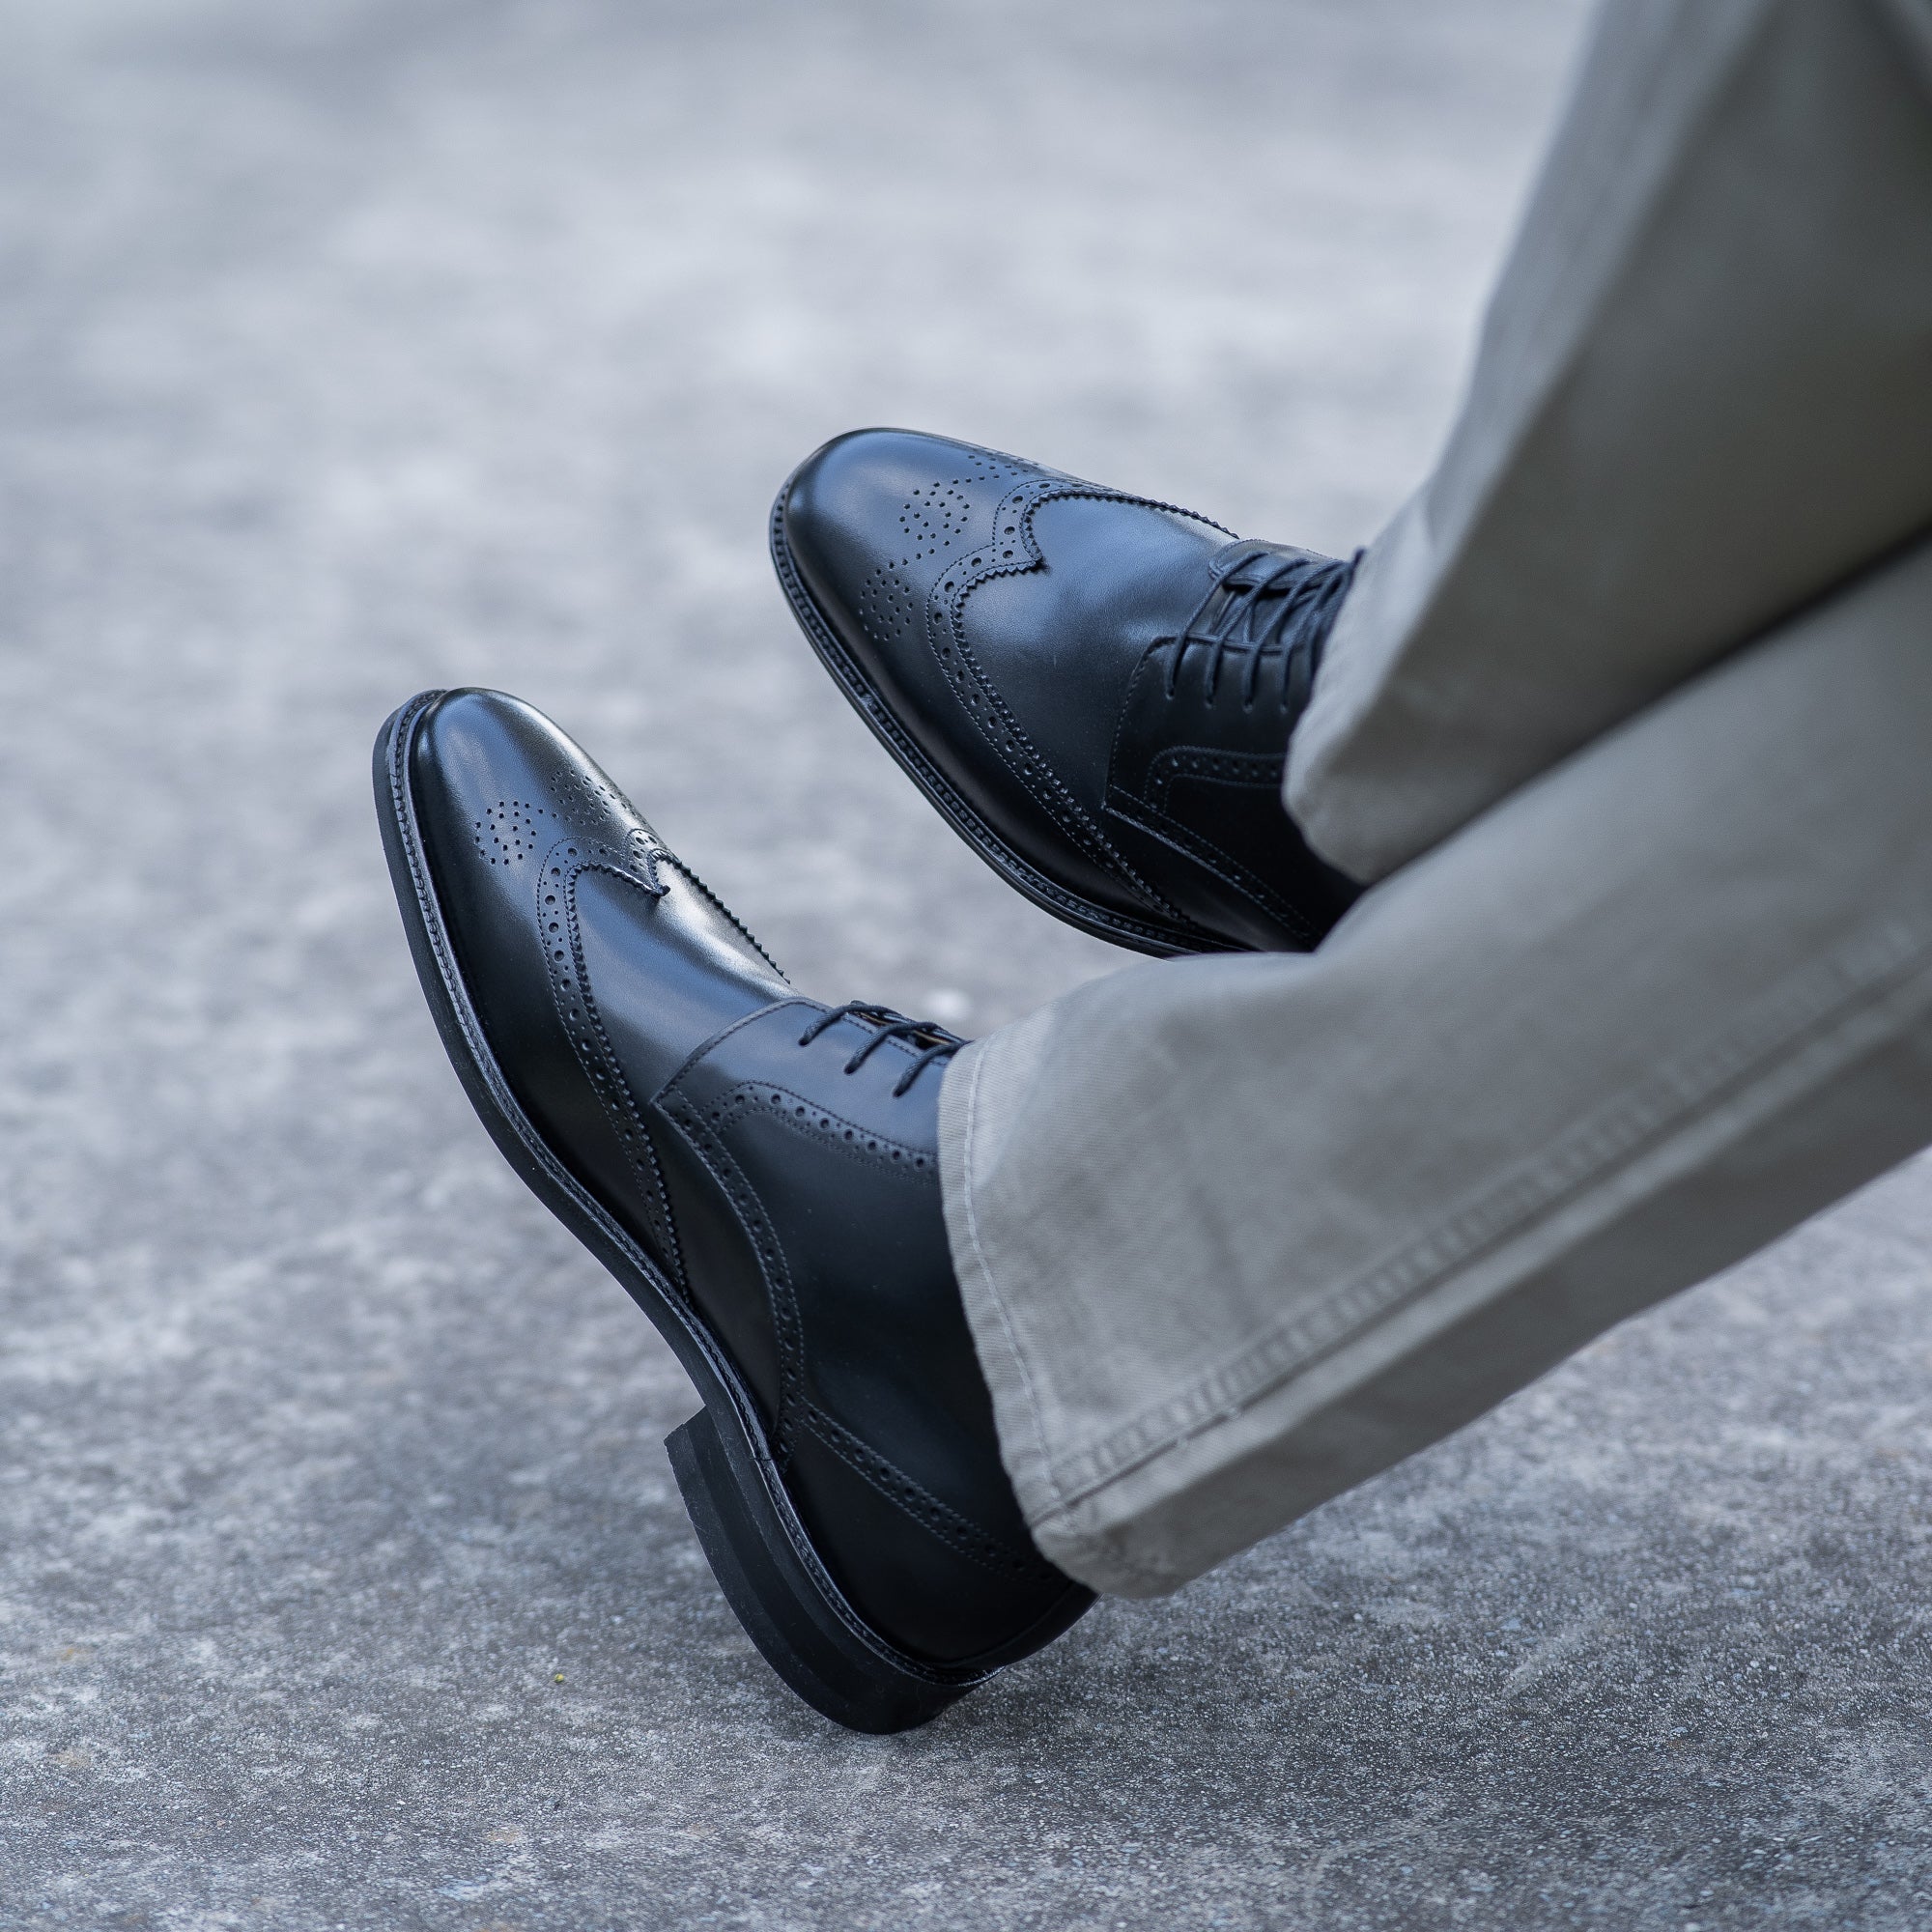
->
[[373, 688, 1092, 1732], [773, 428, 1364, 957]]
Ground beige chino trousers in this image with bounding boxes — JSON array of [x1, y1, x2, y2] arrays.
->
[[938, 0, 1932, 1598]]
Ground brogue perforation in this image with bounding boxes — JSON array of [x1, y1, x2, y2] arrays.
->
[[776, 428, 1364, 956]]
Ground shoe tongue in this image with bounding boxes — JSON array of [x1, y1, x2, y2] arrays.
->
[[1208, 538, 1332, 583]]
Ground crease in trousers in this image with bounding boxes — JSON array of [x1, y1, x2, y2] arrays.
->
[[937, 0, 1932, 1597]]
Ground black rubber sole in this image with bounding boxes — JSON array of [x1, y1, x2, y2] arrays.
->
[[769, 484, 1233, 961], [372, 691, 1001, 1733]]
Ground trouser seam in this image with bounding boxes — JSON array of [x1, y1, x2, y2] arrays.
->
[[1033, 909, 1932, 1516]]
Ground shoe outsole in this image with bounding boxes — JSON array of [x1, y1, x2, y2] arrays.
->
[[372, 690, 1032, 1734], [769, 482, 1236, 961]]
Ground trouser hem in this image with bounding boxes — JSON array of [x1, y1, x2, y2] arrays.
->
[[961, 917, 1932, 1597]]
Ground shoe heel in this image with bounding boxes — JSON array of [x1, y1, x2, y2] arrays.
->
[[665, 1406, 971, 1734]]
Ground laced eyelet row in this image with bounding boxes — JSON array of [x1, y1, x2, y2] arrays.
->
[[795, 1002, 966, 1097], [1164, 546, 1362, 710]]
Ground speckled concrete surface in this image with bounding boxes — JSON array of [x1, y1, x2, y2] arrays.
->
[[6, 1, 1932, 1926]]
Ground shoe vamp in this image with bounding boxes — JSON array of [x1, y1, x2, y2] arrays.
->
[[571, 867, 786, 1104], [957, 494, 1217, 816]]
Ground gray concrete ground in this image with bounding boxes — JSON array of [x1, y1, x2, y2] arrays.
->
[[6, 0, 1932, 1925]]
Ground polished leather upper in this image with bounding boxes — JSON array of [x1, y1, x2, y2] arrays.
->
[[406, 689, 1077, 1664], [778, 428, 1362, 954]]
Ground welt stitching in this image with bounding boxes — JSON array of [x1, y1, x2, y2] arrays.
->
[[1042, 912, 1932, 1509], [392, 696, 471, 1056]]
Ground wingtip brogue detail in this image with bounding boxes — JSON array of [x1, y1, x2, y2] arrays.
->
[[537, 829, 688, 1290], [774, 427, 1364, 957], [914, 473, 1240, 935], [374, 686, 1091, 1732]]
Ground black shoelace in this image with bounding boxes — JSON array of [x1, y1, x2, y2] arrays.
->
[[1168, 542, 1363, 710], [796, 1002, 966, 1097]]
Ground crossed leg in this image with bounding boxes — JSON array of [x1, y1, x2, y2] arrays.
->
[[941, 0, 1932, 1595]]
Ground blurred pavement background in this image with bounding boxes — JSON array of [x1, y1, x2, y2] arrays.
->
[[7, 1, 1932, 1926]]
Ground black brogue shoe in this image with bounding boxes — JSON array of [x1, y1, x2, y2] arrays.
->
[[773, 428, 1363, 957], [374, 688, 1092, 1733]]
